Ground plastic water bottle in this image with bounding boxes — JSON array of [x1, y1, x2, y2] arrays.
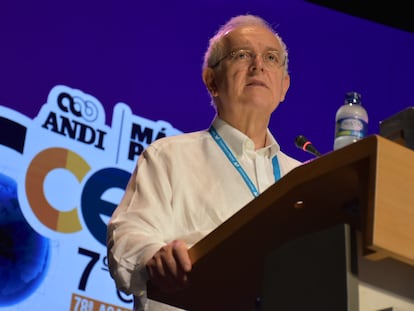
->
[[333, 91, 368, 150]]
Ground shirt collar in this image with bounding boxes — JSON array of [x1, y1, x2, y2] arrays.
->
[[211, 116, 280, 158]]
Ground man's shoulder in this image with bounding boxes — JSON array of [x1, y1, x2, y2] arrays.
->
[[148, 129, 211, 150]]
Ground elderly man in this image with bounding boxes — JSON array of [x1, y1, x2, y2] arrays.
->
[[107, 14, 301, 311]]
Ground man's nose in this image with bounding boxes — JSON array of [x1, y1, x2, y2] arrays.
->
[[249, 55, 265, 72]]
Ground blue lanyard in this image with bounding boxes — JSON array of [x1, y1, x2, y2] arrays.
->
[[209, 126, 281, 198]]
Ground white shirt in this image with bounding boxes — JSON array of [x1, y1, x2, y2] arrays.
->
[[107, 117, 302, 311]]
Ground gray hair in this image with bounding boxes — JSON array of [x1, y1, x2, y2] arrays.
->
[[202, 15, 289, 74]]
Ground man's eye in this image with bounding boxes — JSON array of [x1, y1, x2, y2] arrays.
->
[[266, 53, 278, 63], [235, 51, 250, 60]]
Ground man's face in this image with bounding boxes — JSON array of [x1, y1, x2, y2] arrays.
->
[[208, 25, 290, 118]]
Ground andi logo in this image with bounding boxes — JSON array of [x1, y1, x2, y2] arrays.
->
[[17, 85, 181, 243], [0, 85, 182, 310]]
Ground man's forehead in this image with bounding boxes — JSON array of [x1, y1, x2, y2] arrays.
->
[[223, 26, 280, 48]]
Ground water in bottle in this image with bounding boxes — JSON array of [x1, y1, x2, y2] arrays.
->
[[333, 91, 368, 150]]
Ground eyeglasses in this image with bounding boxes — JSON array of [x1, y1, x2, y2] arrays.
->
[[211, 49, 286, 70]]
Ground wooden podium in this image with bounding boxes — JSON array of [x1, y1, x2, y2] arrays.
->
[[147, 135, 414, 310]]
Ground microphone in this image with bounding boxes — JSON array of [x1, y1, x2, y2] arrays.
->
[[295, 135, 321, 157]]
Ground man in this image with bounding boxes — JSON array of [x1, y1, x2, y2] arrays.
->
[[107, 14, 302, 311]]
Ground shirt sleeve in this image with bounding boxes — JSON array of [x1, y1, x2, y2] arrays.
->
[[106, 144, 175, 295]]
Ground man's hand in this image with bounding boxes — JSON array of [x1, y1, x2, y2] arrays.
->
[[146, 239, 192, 293]]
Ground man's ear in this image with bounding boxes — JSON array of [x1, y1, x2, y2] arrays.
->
[[202, 68, 218, 97], [280, 73, 290, 102]]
